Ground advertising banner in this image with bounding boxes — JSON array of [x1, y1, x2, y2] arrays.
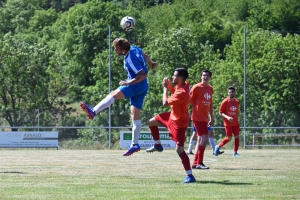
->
[[0, 132, 58, 148], [120, 131, 175, 149]]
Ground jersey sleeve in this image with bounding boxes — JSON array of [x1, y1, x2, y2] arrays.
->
[[219, 100, 226, 113], [189, 86, 196, 104]]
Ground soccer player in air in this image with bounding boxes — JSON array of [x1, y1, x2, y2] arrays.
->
[[145, 68, 196, 183], [80, 38, 156, 156], [214, 86, 240, 157], [190, 69, 214, 169]]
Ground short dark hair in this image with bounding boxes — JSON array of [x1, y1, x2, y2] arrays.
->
[[113, 38, 130, 51], [201, 69, 212, 77], [228, 86, 235, 92], [175, 68, 188, 81]]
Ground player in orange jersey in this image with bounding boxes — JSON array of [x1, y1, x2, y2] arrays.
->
[[146, 68, 196, 183], [214, 86, 240, 157], [190, 69, 214, 169]]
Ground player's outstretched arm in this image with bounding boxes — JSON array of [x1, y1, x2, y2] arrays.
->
[[143, 53, 156, 69]]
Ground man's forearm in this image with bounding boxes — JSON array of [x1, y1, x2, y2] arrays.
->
[[144, 53, 153, 66], [162, 88, 168, 106]]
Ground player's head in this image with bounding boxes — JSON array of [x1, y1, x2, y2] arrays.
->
[[113, 38, 131, 55], [228, 86, 235, 98], [201, 69, 212, 83], [172, 68, 188, 84]]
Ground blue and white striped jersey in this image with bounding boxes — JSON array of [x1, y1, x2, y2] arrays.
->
[[123, 46, 148, 81]]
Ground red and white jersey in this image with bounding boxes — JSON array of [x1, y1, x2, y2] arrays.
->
[[219, 97, 240, 126], [190, 82, 213, 122]]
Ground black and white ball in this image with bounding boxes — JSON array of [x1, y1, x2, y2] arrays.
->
[[120, 16, 135, 31]]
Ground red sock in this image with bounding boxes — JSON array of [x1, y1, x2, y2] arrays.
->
[[219, 138, 229, 148], [234, 138, 239, 152], [149, 126, 160, 141], [179, 151, 191, 171], [197, 145, 206, 165], [193, 149, 198, 166]]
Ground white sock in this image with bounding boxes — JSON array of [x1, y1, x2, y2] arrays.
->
[[132, 120, 141, 145], [209, 137, 216, 152], [93, 95, 115, 114], [188, 140, 195, 153], [186, 170, 192, 175], [154, 140, 161, 144]]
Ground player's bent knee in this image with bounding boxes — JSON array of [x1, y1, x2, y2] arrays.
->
[[176, 146, 184, 155], [148, 118, 159, 126], [110, 89, 125, 100]]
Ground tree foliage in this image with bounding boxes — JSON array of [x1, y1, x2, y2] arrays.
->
[[0, 33, 69, 129], [0, 0, 299, 142]]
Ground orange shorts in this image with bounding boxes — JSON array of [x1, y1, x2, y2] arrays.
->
[[225, 124, 240, 137], [155, 112, 187, 147], [193, 121, 208, 136]]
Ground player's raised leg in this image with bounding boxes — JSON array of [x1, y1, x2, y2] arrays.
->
[[146, 116, 164, 153], [80, 89, 124, 119]]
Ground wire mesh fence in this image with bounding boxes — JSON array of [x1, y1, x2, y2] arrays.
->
[[0, 109, 300, 149]]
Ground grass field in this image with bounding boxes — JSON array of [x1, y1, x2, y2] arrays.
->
[[0, 149, 299, 200]]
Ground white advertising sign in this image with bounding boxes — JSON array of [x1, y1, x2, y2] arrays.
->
[[120, 131, 175, 149], [0, 132, 58, 148]]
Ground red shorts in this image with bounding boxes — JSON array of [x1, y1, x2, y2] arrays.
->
[[193, 121, 208, 136], [155, 112, 187, 147], [225, 124, 240, 137]]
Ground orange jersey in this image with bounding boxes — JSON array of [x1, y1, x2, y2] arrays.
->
[[190, 83, 213, 122], [167, 83, 190, 128], [219, 97, 240, 126]]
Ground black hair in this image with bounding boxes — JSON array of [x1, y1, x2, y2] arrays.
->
[[175, 68, 188, 81], [201, 69, 212, 77], [228, 86, 236, 92]]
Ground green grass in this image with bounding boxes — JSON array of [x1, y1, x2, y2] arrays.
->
[[0, 149, 299, 200]]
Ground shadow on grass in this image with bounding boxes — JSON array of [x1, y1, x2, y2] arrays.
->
[[169, 179, 253, 185], [214, 168, 274, 170], [197, 180, 252, 185], [177, 180, 252, 185], [0, 171, 27, 174]]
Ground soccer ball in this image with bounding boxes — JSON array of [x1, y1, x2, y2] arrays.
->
[[120, 16, 135, 31]]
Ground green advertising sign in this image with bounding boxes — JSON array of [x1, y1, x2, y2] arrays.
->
[[123, 132, 170, 140]]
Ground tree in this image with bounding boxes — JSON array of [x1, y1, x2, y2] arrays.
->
[[0, 0, 43, 35], [49, 0, 126, 101], [0, 33, 69, 130], [28, 8, 58, 32], [212, 30, 300, 130], [141, 28, 218, 124]]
